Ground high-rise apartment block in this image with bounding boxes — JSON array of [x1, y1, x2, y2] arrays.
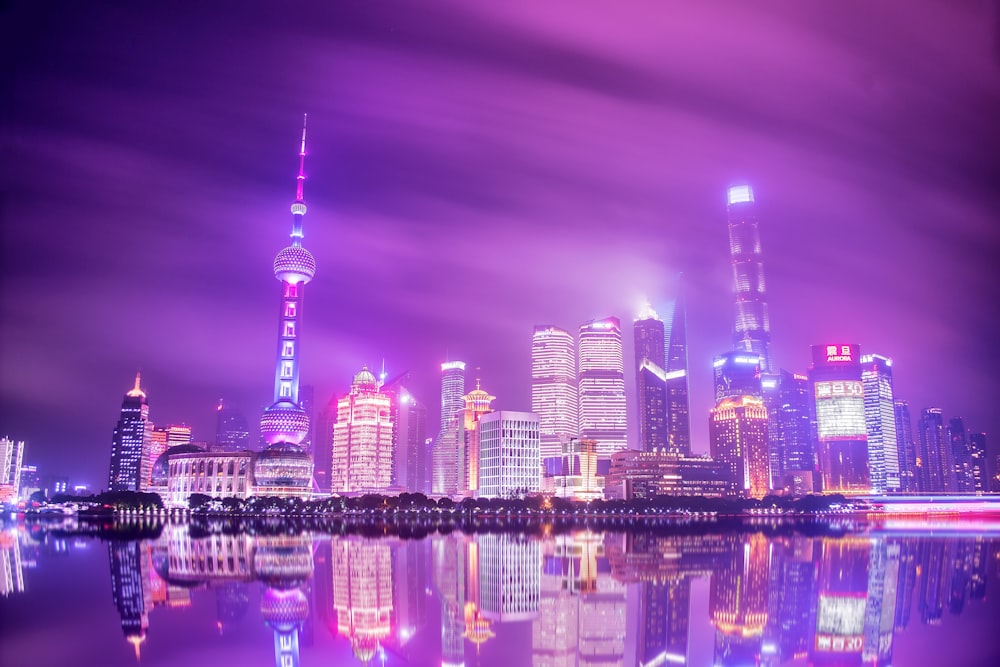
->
[[108, 372, 152, 492], [917, 408, 951, 492], [433, 361, 466, 496], [948, 417, 974, 492], [861, 354, 900, 493], [478, 411, 540, 498], [968, 431, 988, 493], [709, 395, 770, 498], [809, 344, 870, 494], [578, 317, 627, 459], [727, 184, 772, 373], [331, 368, 394, 494], [531, 325, 578, 463]]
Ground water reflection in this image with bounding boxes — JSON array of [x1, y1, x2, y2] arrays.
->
[[2, 522, 999, 666]]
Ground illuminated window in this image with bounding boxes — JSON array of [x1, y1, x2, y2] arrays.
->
[[282, 341, 294, 357], [281, 361, 294, 378], [284, 302, 297, 318], [280, 382, 292, 398], [283, 322, 296, 338], [285, 283, 298, 298]]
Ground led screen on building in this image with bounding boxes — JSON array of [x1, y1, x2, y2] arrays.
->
[[815, 381, 866, 439]]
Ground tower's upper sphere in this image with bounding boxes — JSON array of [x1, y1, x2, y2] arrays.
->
[[274, 245, 316, 284], [290, 202, 307, 216]]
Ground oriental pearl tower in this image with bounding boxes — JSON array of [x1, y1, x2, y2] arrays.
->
[[257, 116, 316, 494]]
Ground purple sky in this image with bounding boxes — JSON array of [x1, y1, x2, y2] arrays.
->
[[2, 1, 999, 489]]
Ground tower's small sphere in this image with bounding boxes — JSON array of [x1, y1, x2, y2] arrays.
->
[[273, 246, 316, 284], [290, 202, 307, 216], [260, 400, 310, 446]]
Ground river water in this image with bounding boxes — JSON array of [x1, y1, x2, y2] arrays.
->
[[1, 518, 998, 666]]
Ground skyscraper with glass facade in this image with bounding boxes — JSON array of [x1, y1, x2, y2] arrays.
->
[[578, 317, 627, 459], [710, 395, 771, 498], [664, 290, 692, 456], [727, 184, 772, 373], [433, 361, 466, 496], [531, 325, 577, 463], [861, 354, 900, 493], [634, 303, 668, 453], [108, 372, 152, 492], [893, 400, 918, 492]]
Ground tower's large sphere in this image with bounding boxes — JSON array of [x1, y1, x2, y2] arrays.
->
[[260, 400, 310, 445], [252, 443, 313, 490], [273, 245, 316, 284], [261, 587, 309, 631]]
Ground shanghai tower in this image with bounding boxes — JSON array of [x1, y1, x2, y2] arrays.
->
[[727, 185, 772, 372], [259, 117, 316, 467]]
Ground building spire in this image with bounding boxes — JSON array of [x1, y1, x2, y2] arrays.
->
[[126, 370, 145, 398], [290, 113, 308, 245]]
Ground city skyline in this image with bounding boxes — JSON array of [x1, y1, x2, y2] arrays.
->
[[2, 1, 998, 488]]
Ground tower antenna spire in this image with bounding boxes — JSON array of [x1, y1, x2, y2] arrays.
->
[[296, 113, 307, 202]]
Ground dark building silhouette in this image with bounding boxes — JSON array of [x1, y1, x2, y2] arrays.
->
[[108, 372, 151, 492]]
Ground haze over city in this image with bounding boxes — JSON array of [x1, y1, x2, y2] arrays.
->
[[2, 0, 998, 490]]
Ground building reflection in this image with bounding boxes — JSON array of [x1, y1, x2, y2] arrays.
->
[[66, 524, 1000, 667], [1, 527, 26, 597]]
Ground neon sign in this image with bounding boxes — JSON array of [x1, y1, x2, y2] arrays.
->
[[825, 344, 853, 363], [815, 381, 863, 399]]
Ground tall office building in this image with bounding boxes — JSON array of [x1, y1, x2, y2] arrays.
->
[[948, 417, 974, 492], [634, 303, 668, 452], [710, 395, 770, 498], [313, 395, 337, 492], [0, 437, 24, 503], [711, 534, 770, 664], [381, 373, 428, 494], [215, 400, 250, 452], [108, 372, 152, 492], [664, 289, 692, 455], [727, 184, 772, 373], [108, 541, 149, 660], [578, 317, 627, 459], [478, 411, 540, 498], [457, 380, 495, 497], [713, 352, 763, 402], [531, 325, 578, 463], [893, 401, 918, 493], [773, 371, 815, 493], [810, 344, 870, 495], [331, 368, 394, 494], [258, 116, 316, 494], [861, 354, 900, 493], [917, 408, 952, 492], [968, 431, 988, 493], [433, 361, 466, 496]]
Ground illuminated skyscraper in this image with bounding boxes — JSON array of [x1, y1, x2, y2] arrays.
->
[[634, 303, 668, 452], [948, 417, 974, 492], [917, 408, 952, 492], [478, 411, 540, 498], [664, 289, 692, 455], [331, 368, 394, 494], [215, 400, 250, 452], [531, 325, 578, 462], [861, 354, 900, 493], [810, 344, 870, 494], [109, 540, 149, 660], [433, 361, 466, 496], [968, 431, 988, 493], [727, 185, 772, 373], [578, 317, 627, 459], [713, 351, 763, 402], [141, 424, 191, 492], [457, 380, 495, 497], [893, 401, 918, 493], [258, 116, 316, 492], [710, 395, 770, 498], [0, 437, 24, 503], [381, 373, 428, 494], [108, 372, 152, 492]]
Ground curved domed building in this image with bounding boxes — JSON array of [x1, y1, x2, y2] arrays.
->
[[257, 115, 316, 499]]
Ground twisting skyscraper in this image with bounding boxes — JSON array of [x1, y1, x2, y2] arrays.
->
[[258, 116, 316, 494], [108, 372, 152, 492], [578, 317, 627, 459], [727, 185, 772, 373]]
